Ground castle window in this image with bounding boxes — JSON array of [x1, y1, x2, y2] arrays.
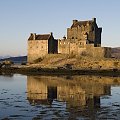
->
[[80, 42, 82, 45], [79, 42, 84, 48]]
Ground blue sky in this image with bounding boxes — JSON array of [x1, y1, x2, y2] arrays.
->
[[0, 0, 120, 56]]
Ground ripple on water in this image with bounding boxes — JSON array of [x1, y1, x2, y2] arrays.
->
[[1, 75, 120, 120]]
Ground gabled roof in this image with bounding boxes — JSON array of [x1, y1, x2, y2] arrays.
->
[[36, 34, 51, 40], [28, 34, 51, 40], [71, 20, 93, 28]]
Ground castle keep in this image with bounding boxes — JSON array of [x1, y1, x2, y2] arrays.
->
[[58, 18, 102, 54], [27, 18, 111, 63], [58, 18, 111, 57]]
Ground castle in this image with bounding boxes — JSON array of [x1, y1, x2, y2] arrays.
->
[[27, 18, 111, 63], [28, 33, 58, 63]]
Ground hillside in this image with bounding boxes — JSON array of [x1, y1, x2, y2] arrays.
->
[[111, 47, 120, 58], [0, 56, 27, 64], [28, 54, 120, 70]]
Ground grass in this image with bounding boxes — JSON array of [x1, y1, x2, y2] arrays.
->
[[29, 54, 120, 70]]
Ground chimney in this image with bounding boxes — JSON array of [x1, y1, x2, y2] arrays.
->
[[50, 32, 53, 36], [63, 35, 66, 40], [31, 33, 36, 40], [73, 20, 78, 24], [92, 18, 96, 23]]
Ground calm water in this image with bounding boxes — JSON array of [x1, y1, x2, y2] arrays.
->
[[0, 74, 120, 120]]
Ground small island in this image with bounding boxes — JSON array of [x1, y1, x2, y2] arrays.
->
[[1, 18, 120, 76]]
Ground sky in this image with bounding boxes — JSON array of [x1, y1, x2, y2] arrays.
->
[[0, 0, 120, 56]]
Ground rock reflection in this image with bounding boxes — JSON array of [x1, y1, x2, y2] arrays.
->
[[0, 72, 13, 77], [27, 75, 120, 119]]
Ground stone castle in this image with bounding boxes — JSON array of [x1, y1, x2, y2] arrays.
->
[[27, 18, 111, 63], [28, 32, 58, 63]]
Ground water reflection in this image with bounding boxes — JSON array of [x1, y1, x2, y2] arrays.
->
[[1, 74, 120, 119], [27, 75, 120, 119]]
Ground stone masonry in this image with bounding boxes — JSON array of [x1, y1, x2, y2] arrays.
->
[[58, 18, 111, 58], [27, 18, 111, 63], [28, 33, 58, 63]]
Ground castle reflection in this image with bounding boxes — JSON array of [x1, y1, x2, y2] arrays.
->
[[27, 75, 120, 118], [27, 76, 119, 106]]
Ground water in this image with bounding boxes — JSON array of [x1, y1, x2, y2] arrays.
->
[[0, 74, 120, 120]]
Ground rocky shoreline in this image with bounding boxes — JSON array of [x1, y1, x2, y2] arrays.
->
[[0, 65, 120, 77]]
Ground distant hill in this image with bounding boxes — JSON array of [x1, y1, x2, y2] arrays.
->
[[111, 47, 120, 58], [0, 55, 11, 59], [0, 56, 27, 64]]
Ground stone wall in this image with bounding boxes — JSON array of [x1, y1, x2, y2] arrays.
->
[[58, 40, 111, 58], [57, 18, 105, 58], [86, 44, 111, 58], [28, 40, 48, 63], [67, 18, 102, 46], [58, 39, 86, 55], [58, 39, 70, 54], [27, 18, 110, 62], [27, 33, 58, 63]]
